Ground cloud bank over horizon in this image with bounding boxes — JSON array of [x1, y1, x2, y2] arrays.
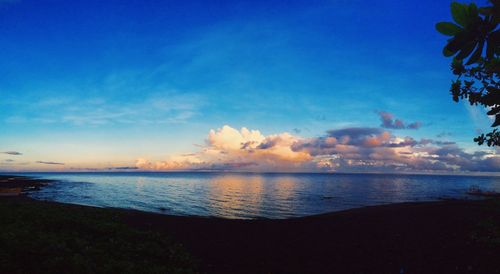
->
[[136, 125, 313, 172], [135, 122, 500, 174]]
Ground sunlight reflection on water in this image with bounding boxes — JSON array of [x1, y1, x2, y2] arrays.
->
[[19, 172, 500, 219]]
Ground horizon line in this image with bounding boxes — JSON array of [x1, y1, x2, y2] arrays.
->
[[2, 170, 499, 177]]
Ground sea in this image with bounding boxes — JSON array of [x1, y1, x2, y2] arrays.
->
[[6, 172, 500, 219]]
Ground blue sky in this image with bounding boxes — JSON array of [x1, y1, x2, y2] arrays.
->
[[0, 0, 498, 173]]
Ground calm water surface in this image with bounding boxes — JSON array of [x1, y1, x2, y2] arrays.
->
[[9, 172, 500, 219]]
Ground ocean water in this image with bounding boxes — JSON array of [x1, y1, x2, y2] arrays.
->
[[10, 172, 500, 219]]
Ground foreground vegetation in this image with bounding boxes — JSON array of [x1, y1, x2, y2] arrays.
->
[[0, 198, 197, 274], [471, 198, 500, 246]]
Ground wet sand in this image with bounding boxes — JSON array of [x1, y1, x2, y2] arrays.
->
[[2, 175, 500, 273]]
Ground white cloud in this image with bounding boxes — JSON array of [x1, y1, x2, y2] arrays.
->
[[136, 125, 312, 172]]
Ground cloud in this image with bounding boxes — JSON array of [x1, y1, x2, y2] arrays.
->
[[36, 161, 64, 165], [378, 111, 421, 130], [136, 125, 312, 172], [2, 151, 22, 155], [293, 128, 499, 173], [135, 124, 499, 173], [292, 127, 395, 155], [3, 92, 204, 126], [407, 121, 422, 129], [106, 166, 139, 170]]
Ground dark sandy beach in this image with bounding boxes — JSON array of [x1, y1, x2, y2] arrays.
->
[[125, 199, 500, 274], [1, 175, 500, 273]]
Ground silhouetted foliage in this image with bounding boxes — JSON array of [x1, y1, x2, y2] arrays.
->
[[436, 1, 500, 146]]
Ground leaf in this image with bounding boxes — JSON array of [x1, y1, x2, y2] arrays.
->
[[483, 87, 500, 106], [492, 114, 500, 127], [479, 7, 492, 16], [487, 106, 500, 115], [466, 40, 484, 65], [446, 36, 467, 53], [456, 42, 477, 60], [487, 30, 500, 59], [487, 37, 495, 59], [436, 22, 463, 36], [468, 3, 479, 17], [493, 15, 500, 25], [489, 29, 500, 43], [491, 0, 500, 22], [486, 86, 499, 93], [443, 46, 455, 57], [451, 2, 470, 26]]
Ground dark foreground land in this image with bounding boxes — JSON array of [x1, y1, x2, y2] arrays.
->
[[1, 175, 500, 274]]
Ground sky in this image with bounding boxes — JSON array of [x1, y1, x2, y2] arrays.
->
[[0, 0, 499, 174]]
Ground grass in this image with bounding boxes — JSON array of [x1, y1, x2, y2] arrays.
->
[[0, 198, 197, 274], [471, 198, 500, 247]]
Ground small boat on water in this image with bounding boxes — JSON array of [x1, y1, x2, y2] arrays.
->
[[467, 185, 500, 197], [0, 187, 22, 197]]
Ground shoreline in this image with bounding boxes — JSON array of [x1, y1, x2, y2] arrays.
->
[[2, 175, 500, 273]]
